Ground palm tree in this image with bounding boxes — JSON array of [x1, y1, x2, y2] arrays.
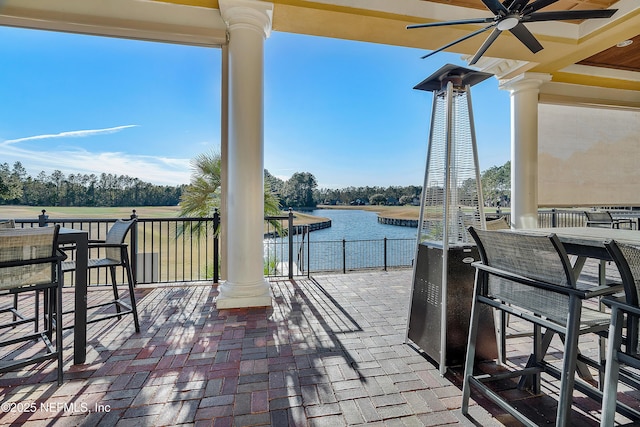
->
[[179, 150, 284, 233], [179, 151, 222, 219]]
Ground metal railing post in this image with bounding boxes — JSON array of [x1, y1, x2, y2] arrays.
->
[[38, 209, 48, 227], [384, 237, 388, 271], [130, 209, 139, 285], [551, 208, 557, 228], [288, 208, 294, 279], [306, 225, 310, 278], [342, 238, 346, 274], [213, 209, 220, 283]]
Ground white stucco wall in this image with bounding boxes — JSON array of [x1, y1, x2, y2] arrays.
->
[[538, 103, 640, 207]]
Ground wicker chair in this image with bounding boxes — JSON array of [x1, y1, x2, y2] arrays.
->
[[462, 227, 616, 427], [599, 240, 640, 426], [61, 219, 140, 332], [0, 226, 65, 385]]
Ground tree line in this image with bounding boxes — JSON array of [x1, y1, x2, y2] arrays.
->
[[1, 159, 511, 210], [265, 162, 511, 209], [0, 162, 183, 207]]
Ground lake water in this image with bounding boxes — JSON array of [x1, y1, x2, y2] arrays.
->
[[265, 209, 418, 273], [307, 209, 418, 241]]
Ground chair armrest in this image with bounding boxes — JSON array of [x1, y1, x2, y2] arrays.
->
[[602, 295, 640, 317], [55, 249, 68, 262], [0, 253, 67, 268], [582, 283, 624, 299], [60, 240, 106, 250], [612, 218, 636, 229], [64, 242, 128, 251], [473, 262, 580, 297], [614, 218, 634, 223], [87, 242, 128, 249], [586, 220, 614, 228], [473, 262, 618, 300]]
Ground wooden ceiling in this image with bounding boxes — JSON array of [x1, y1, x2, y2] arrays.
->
[[578, 34, 640, 72]]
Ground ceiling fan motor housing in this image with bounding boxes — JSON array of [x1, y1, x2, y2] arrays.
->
[[497, 16, 520, 31]]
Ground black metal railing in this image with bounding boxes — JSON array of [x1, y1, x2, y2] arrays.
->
[[8, 207, 636, 285], [262, 213, 415, 276], [491, 208, 588, 228], [300, 237, 415, 274], [15, 209, 220, 285], [264, 209, 306, 279], [135, 212, 219, 284]]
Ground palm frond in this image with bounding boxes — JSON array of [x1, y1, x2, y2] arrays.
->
[[179, 150, 286, 239]]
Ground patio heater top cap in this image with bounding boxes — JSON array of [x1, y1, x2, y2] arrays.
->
[[413, 64, 493, 92]]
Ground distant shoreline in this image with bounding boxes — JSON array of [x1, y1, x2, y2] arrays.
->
[[295, 205, 422, 229], [315, 204, 419, 221]]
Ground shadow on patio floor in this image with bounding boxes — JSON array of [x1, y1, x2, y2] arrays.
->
[[0, 269, 638, 426]]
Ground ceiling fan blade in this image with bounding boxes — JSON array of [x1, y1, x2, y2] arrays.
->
[[526, 9, 617, 22], [509, 23, 543, 53], [523, 0, 558, 14], [506, 0, 531, 13], [407, 18, 495, 30], [469, 28, 502, 65], [421, 24, 496, 60], [481, 0, 508, 15]]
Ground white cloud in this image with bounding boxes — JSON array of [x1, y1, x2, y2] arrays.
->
[[2, 125, 139, 145], [2, 144, 191, 186], [1, 125, 193, 186], [65, 151, 191, 186]]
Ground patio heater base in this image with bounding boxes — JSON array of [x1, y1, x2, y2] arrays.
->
[[408, 243, 497, 369]]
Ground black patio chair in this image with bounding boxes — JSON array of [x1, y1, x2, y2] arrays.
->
[[585, 210, 635, 229], [599, 240, 640, 426], [61, 219, 140, 332], [0, 225, 65, 385], [462, 227, 617, 427]]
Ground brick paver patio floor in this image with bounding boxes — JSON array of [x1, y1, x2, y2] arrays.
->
[[0, 269, 638, 426]]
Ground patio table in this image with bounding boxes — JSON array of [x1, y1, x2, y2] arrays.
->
[[58, 227, 89, 364], [508, 227, 640, 287], [518, 226, 640, 260]]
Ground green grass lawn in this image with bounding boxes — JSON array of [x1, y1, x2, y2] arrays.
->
[[1, 205, 182, 219]]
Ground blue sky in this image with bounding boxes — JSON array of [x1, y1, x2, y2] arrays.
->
[[0, 26, 511, 189]]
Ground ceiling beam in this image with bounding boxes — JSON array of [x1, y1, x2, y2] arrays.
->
[[0, 0, 227, 46]]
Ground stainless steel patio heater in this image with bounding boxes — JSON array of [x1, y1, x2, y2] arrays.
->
[[407, 64, 497, 374]]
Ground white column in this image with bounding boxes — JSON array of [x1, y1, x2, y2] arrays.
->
[[220, 43, 228, 282], [499, 73, 551, 229], [217, 0, 273, 309]]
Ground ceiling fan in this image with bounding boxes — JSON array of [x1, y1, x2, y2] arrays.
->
[[407, 0, 617, 65]]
